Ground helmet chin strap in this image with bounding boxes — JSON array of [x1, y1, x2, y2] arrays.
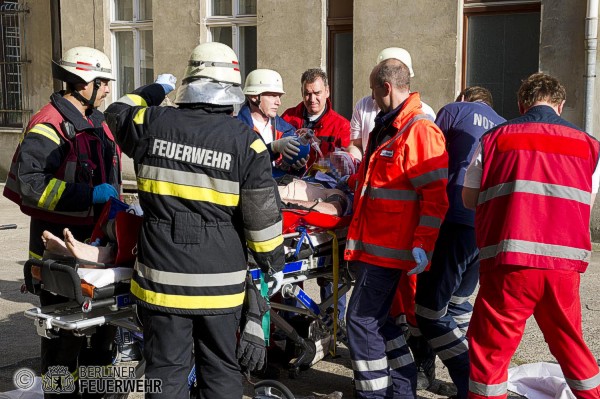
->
[[250, 94, 270, 120], [72, 78, 101, 109]]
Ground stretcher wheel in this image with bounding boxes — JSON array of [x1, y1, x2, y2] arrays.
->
[[253, 379, 295, 399]]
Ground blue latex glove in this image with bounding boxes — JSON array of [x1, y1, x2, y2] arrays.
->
[[155, 73, 177, 94], [407, 247, 428, 275], [92, 183, 118, 204], [267, 270, 284, 297]]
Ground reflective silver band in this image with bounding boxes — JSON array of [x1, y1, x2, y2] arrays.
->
[[366, 186, 419, 201], [469, 380, 507, 396], [419, 215, 442, 229], [478, 179, 591, 205], [245, 220, 283, 242], [354, 376, 392, 392], [385, 335, 408, 351], [189, 60, 238, 69], [453, 312, 472, 327], [137, 164, 239, 194], [135, 261, 246, 287], [438, 340, 469, 361], [346, 239, 414, 261], [388, 353, 414, 370], [450, 295, 470, 305], [415, 304, 448, 320], [410, 168, 448, 188], [428, 327, 464, 350], [565, 372, 600, 392], [351, 357, 388, 372], [479, 239, 591, 263]]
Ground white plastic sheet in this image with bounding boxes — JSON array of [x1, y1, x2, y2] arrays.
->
[[508, 362, 575, 399]]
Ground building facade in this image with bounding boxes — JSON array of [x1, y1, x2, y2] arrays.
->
[[1, 0, 599, 234]]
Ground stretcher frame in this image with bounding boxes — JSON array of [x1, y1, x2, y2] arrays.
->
[[21, 210, 353, 377]]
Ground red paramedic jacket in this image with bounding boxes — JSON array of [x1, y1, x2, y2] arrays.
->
[[476, 105, 600, 273]]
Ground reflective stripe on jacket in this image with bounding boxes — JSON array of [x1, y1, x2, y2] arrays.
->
[[105, 84, 285, 315], [344, 92, 449, 270], [476, 107, 600, 272], [3, 96, 121, 225]]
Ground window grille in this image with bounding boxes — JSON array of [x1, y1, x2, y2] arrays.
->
[[0, 0, 29, 127]]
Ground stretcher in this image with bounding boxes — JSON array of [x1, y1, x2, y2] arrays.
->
[[21, 208, 353, 380]]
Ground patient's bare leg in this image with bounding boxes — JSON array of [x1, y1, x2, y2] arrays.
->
[[41, 230, 72, 257], [63, 228, 115, 263]]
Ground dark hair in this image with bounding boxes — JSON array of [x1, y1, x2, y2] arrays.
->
[[301, 68, 328, 87], [456, 86, 494, 107], [371, 58, 410, 91], [518, 72, 566, 109]]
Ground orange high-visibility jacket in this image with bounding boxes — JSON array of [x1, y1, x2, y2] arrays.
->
[[345, 93, 449, 270]]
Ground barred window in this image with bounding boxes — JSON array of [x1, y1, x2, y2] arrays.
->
[[0, 0, 29, 127]]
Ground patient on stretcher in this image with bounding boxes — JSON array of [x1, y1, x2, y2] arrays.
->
[[278, 179, 348, 216], [41, 229, 134, 289], [42, 228, 116, 264]]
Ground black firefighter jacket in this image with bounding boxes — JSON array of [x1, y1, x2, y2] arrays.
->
[[105, 84, 285, 315]]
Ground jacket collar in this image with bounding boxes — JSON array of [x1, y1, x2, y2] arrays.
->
[[50, 92, 105, 131], [391, 92, 423, 130]]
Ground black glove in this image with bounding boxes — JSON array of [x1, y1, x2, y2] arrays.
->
[[237, 274, 269, 372]]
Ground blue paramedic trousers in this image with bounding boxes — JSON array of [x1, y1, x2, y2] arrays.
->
[[347, 261, 417, 399], [415, 221, 479, 399]]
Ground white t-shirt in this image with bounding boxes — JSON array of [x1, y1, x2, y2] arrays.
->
[[464, 144, 600, 194], [350, 95, 436, 152], [251, 115, 274, 145]]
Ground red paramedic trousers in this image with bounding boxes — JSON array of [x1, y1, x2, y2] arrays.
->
[[467, 266, 600, 399]]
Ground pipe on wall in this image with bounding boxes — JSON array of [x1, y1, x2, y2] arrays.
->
[[584, 0, 598, 135]]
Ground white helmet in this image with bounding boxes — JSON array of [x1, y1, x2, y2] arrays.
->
[[52, 46, 114, 84], [182, 42, 241, 85], [243, 69, 285, 95], [376, 47, 415, 77]]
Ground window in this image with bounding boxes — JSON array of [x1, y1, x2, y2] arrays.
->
[[463, 2, 541, 119], [110, 0, 153, 98], [327, 0, 353, 120], [0, 0, 29, 127], [206, 0, 257, 85]]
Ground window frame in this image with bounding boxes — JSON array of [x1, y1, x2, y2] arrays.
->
[[461, 1, 541, 89], [109, 0, 153, 98], [205, 0, 257, 81]]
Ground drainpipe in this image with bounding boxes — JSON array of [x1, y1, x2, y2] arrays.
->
[[50, 0, 62, 92], [584, 0, 598, 135]]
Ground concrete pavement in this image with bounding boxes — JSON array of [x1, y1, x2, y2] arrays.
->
[[0, 185, 599, 397]]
